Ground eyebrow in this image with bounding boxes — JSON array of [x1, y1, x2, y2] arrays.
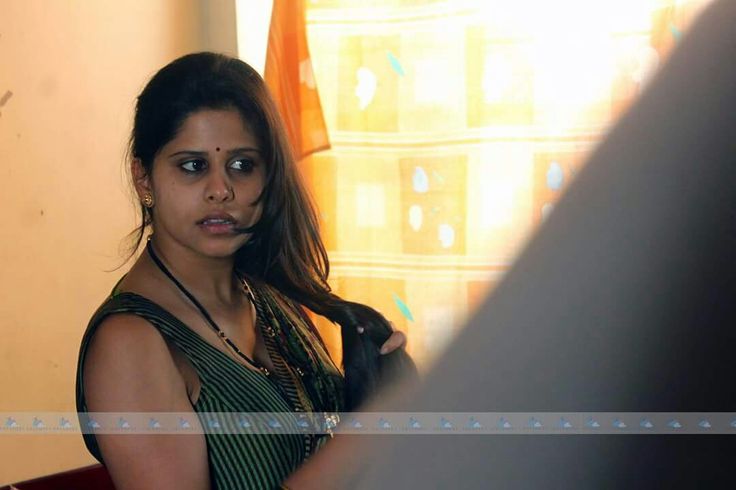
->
[[167, 147, 261, 158]]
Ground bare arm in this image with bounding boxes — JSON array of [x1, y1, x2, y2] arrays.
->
[[83, 314, 210, 490]]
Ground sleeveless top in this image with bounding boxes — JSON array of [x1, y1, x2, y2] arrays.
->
[[75, 275, 345, 490]]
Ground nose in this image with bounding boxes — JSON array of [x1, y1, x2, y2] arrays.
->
[[205, 169, 234, 202]]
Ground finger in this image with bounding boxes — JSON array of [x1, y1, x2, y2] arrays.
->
[[380, 331, 407, 354], [379, 336, 398, 354], [395, 330, 407, 347]]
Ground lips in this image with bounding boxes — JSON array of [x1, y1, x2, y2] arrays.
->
[[197, 213, 237, 226]]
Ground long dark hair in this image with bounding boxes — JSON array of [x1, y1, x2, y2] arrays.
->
[[126, 52, 417, 410]]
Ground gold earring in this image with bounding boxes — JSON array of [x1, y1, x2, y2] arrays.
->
[[142, 194, 154, 208]]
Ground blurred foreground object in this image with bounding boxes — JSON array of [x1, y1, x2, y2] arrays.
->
[[352, 0, 736, 487]]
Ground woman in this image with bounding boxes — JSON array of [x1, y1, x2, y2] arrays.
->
[[75, 52, 411, 490]]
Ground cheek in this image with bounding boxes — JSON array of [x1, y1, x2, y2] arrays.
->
[[151, 186, 193, 223], [242, 180, 265, 211], [249, 204, 264, 223]]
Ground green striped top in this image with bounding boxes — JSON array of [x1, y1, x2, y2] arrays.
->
[[76, 276, 345, 490]]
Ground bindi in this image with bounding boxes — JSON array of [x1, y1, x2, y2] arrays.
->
[[216, 147, 221, 152]]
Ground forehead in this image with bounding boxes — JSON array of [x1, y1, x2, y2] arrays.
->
[[166, 108, 260, 150]]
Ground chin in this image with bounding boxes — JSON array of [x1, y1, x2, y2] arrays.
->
[[197, 239, 245, 259]]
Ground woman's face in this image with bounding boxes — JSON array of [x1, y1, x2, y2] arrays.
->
[[134, 108, 266, 260]]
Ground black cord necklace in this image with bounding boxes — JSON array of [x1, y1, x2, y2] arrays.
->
[[145, 238, 270, 377]]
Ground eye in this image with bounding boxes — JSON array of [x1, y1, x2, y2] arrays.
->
[[230, 158, 256, 172], [180, 159, 206, 172]]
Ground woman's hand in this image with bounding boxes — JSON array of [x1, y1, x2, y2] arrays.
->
[[356, 321, 407, 354]]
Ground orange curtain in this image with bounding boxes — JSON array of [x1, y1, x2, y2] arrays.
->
[[264, 0, 330, 160]]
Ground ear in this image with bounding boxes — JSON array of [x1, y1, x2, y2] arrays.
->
[[131, 158, 153, 201]]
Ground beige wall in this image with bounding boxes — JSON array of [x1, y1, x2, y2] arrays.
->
[[0, 0, 210, 484]]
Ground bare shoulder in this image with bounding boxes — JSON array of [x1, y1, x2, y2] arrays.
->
[[83, 314, 210, 490], [84, 314, 185, 410]]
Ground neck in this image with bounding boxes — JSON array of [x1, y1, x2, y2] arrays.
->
[[145, 236, 240, 307]]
